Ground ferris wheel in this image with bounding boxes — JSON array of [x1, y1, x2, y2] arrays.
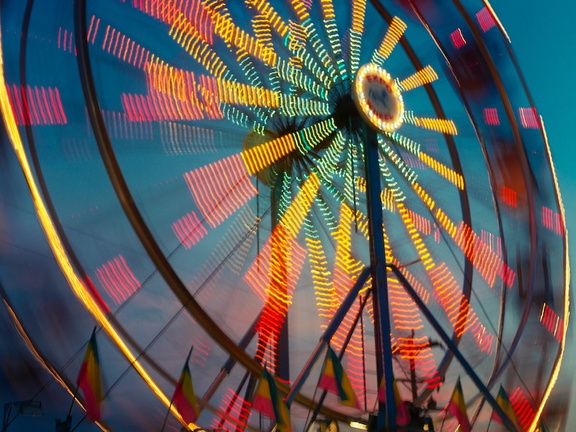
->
[[0, 1, 570, 432]]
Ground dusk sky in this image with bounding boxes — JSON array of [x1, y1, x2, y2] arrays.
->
[[0, 1, 574, 431], [493, 0, 576, 428]]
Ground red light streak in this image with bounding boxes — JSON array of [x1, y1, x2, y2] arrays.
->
[[96, 255, 141, 305], [518, 107, 540, 129], [101, 25, 151, 69], [541, 206, 564, 236], [483, 107, 500, 125], [476, 7, 496, 32], [57, 27, 76, 54], [244, 224, 306, 371], [215, 388, 250, 431], [500, 185, 518, 207], [183, 154, 257, 228], [6, 84, 67, 125], [540, 304, 564, 342], [450, 28, 466, 49], [132, 0, 214, 44], [171, 211, 208, 249], [510, 387, 537, 430], [87, 15, 101, 45]]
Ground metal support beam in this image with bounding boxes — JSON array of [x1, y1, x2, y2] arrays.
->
[[363, 126, 396, 431], [285, 267, 371, 406], [388, 264, 519, 432]]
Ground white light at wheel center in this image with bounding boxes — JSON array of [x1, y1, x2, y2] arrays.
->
[[353, 63, 404, 133]]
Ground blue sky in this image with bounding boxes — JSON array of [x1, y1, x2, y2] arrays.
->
[[492, 0, 576, 428]]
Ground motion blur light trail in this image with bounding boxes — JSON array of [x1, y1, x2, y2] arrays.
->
[[0, 1, 570, 431]]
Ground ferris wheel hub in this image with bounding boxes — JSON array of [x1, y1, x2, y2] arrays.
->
[[353, 63, 404, 133]]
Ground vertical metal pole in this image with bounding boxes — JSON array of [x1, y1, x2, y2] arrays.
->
[[272, 173, 290, 382], [363, 125, 396, 430]]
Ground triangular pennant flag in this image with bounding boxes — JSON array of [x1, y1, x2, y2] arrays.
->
[[378, 377, 411, 426], [77, 329, 103, 422], [491, 385, 520, 430], [173, 348, 200, 426], [318, 346, 359, 408], [445, 377, 471, 432], [252, 367, 292, 432]]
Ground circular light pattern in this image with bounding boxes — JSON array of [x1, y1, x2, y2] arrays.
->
[[353, 63, 404, 133], [0, 1, 570, 432]]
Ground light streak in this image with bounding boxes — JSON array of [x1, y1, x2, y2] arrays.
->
[[96, 256, 142, 305], [398, 65, 438, 92], [450, 28, 466, 49], [0, 33, 195, 430], [403, 111, 458, 135], [371, 16, 407, 66]]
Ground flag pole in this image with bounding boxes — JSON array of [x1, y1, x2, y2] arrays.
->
[[486, 415, 493, 432], [439, 412, 447, 432], [159, 394, 176, 432], [67, 380, 80, 420], [68, 329, 95, 419], [67, 327, 97, 429], [161, 346, 194, 432]]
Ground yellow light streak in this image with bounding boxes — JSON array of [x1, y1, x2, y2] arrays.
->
[[246, 0, 289, 37], [0, 35, 195, 431], [206, 2, 277, 67], [398, 65, 438, 92], [291, 0, 310, 21], [418, 152, 464, 190], [241, 118, 336, 174], [349, 0, 366, 73], [320, 0, 347, 79], [279, 173, 320, 239], [403, 111, 458, 135], [371, 16, 407, 66], [170, 13, 228, 79]]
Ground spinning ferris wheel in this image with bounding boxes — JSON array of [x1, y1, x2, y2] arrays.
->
[[0, 0, 570, 431]]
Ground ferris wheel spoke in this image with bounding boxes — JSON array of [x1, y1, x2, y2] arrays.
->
[[380, 161, 496, 354], [243, 173, 321, 369], [397, 65, 439, 92], [182, 118, 336, 228], [246, 0, 338, 91], [371, 16, 407, 67], [403, 111, 459, 135], [381, 133, 465, 190], [318, 0, 349, 80], [348, 0, 368, 75]]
